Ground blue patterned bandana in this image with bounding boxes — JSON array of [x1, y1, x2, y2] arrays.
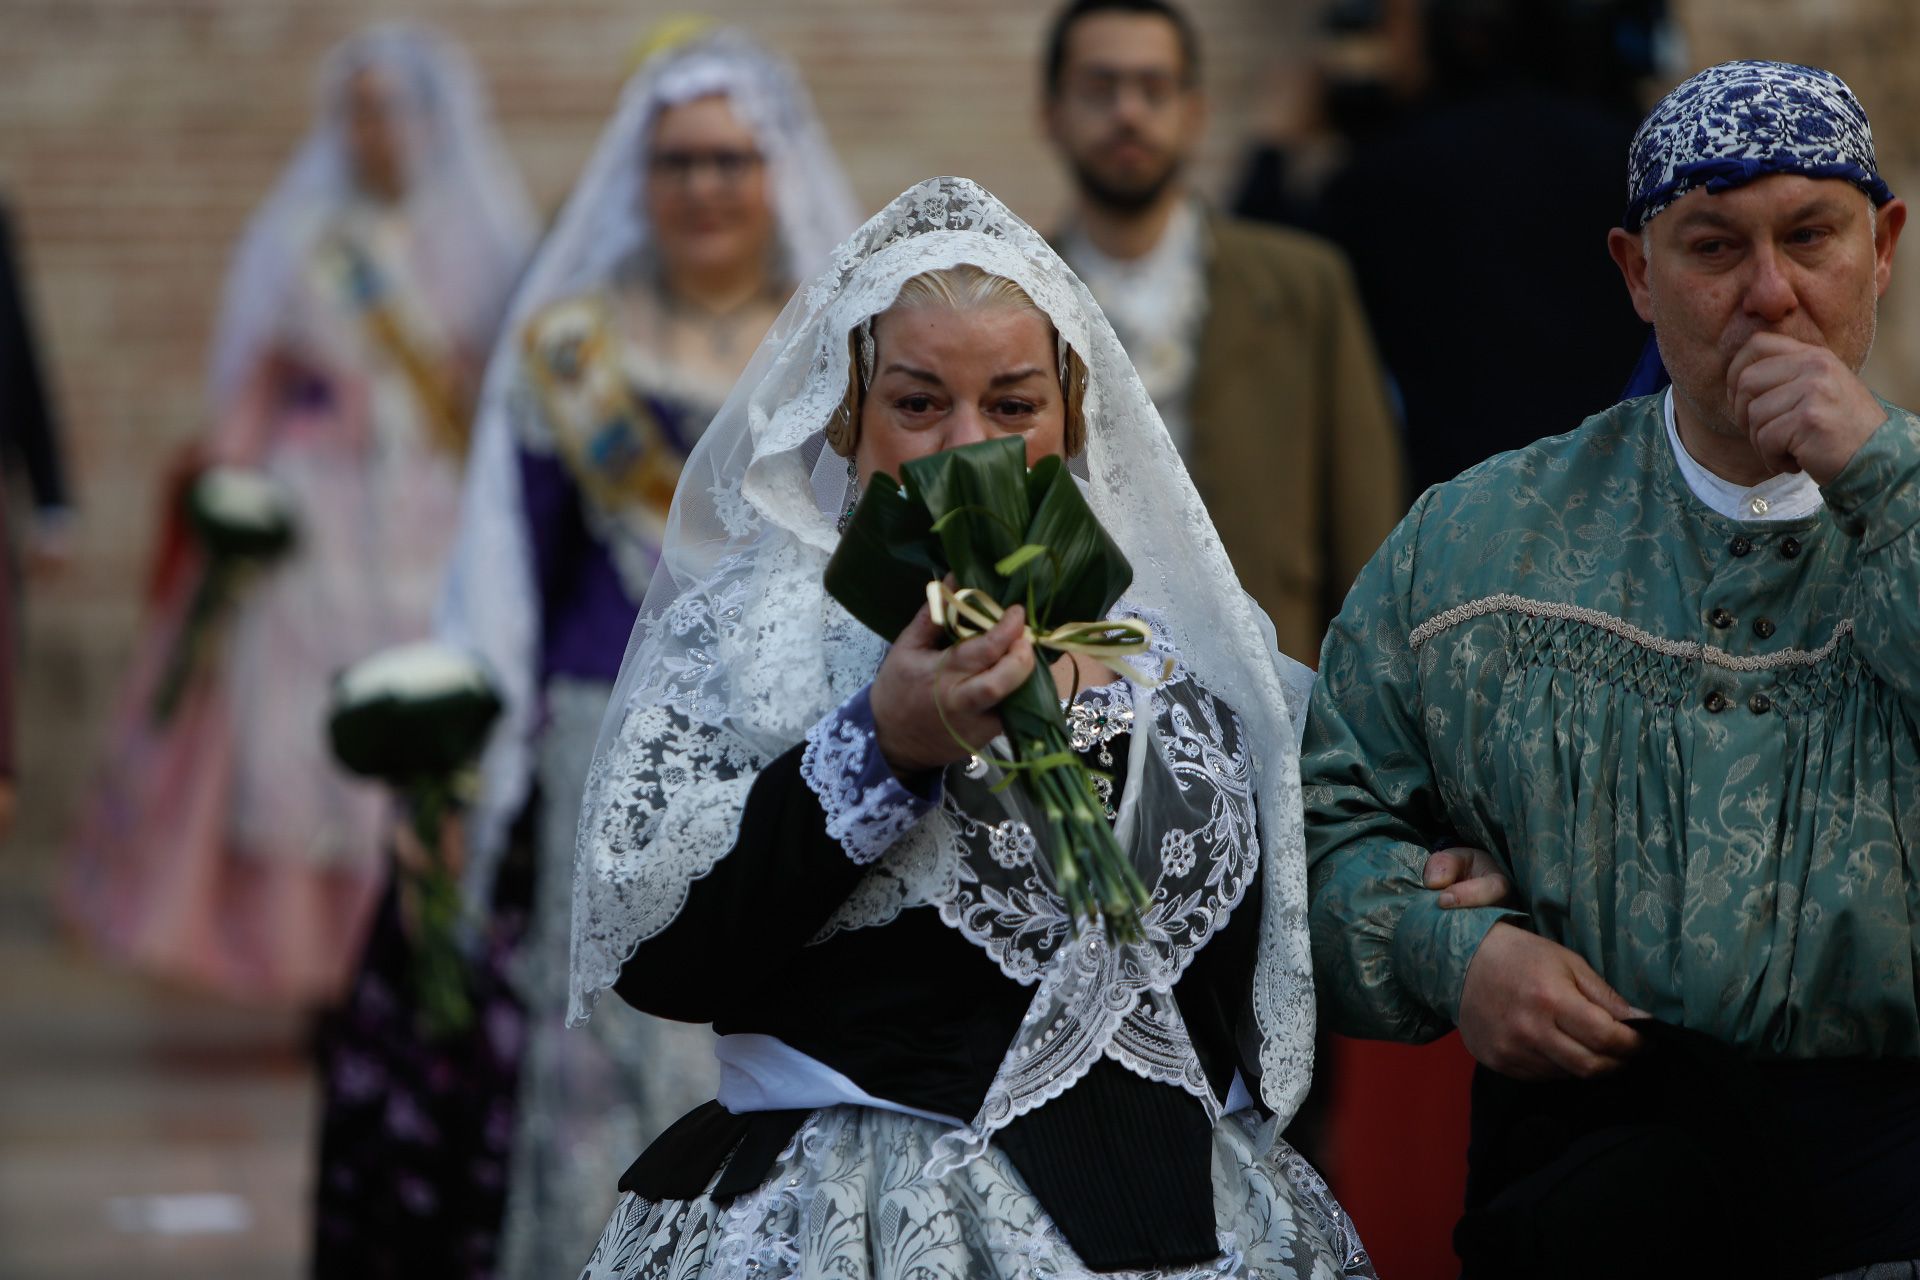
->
[[1625, 60, 1894, 231]]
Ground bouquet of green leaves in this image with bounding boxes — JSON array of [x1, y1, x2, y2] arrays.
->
[[825, 436, 1164, 940], [151, 466, 298, 724], [328, 641, 503, 1039]]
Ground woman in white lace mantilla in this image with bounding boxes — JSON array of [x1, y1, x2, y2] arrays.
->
[[569, 177, 1371, 1279], [64, 23, 534, 1007], [435, 26, 861, 1278]]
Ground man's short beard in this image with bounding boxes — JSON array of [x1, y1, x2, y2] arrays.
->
[[1070, 154, 1182, 215]]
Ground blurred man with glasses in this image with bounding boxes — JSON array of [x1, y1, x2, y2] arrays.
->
[[1043, 0, 1406, 666]]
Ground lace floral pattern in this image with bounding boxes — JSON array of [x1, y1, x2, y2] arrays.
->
[[800, 689, 941, 867], [1161, 829, 1198, 877], [709, 473, 761, 540], [987, 821, 1037, 870], [574, 1107, 1374, 1280], [783, 614, 1265, 1171]]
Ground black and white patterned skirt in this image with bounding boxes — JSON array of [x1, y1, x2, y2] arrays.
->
[[575, 1106, 1373, 1280]]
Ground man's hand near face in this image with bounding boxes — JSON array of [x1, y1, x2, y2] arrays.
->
[[1728, 331, 1891, 485]]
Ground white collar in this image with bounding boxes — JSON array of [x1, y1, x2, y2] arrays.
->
[[1663, 388, 1824, 522], [1060, 198, 1203, 284]]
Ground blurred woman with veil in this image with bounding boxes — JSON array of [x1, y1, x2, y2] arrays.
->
[[425, 26, 861, 1275], [567, 175, 1372, 1279], [63, 23, 534, 1009]]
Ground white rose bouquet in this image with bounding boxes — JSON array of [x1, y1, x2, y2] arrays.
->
[[327, 642, 503, 1039], [151, 466, 298, 723]]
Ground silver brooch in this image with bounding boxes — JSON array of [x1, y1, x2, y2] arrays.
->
[[1064, 697, 1133, 767], [1089, 773, 1117, 822]]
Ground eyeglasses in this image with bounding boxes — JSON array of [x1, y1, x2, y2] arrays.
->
[[648, 148, 765, 187], [1063, 68, 1192, 112]]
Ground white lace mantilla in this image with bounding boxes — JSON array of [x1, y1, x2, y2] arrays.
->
[[918, 649, 1260, 1172], [572, 179, 1321, 1157]]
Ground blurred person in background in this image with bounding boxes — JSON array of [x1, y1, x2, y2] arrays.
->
[[0, 194, 61, 845], [1244, 0, 1665, 495], [1042, 0, 1406, 668], [0, 195, 76, 578], [62, 24, 534, 1009], [1231, 0, 1428, 232], [427, 26, 860, 1276]]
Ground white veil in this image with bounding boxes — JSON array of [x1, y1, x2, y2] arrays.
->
[[204, 22, 536, 412], [570, 177, 1321, 1152], [438, 28, 862, 911]]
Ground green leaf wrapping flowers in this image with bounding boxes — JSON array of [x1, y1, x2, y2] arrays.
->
[[150, 467, 300, 725], [328, 642, 504, 1040], [825, 437, 1156, 940]]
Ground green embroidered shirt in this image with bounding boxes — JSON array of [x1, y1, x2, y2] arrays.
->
[[1303, 392, 1920, 1059]]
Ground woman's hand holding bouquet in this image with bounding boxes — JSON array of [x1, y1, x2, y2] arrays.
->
[[827, 436, 1165, 940]]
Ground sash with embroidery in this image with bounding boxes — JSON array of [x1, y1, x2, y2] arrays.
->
[[521, 296, 694, 555], [314, 228, 471, 459]]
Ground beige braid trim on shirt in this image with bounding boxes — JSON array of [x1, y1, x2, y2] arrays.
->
[[1407, 593, 1856, 674]]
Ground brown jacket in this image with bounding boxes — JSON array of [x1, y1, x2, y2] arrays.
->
[[1181, 214, 1406, 666]]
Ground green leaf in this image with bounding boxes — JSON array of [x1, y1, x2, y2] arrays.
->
[[993, 543, 1050, 577], [823, 470, 945, 641], [1020, 459, 1132, 629], [902, 439, 1030, 597], [1025, 453, 1066, 510], [997, 661, 1072, 745]]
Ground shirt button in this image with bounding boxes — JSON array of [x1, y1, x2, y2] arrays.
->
[[1709, 607, 1734, 629], [1749, 693, 1773, 715], [1729, 536, 1753, 557], [1753, 617, 1776, 639], [1704, 690, 1729, 713], [1748, 495, 1771, 517], [1780, 537, 1802, 559]]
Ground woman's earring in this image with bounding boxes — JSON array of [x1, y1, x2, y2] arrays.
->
[[837, 454, 860, 533]]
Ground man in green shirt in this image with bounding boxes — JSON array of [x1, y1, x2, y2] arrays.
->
[[1305, 61, 1919, 1278]]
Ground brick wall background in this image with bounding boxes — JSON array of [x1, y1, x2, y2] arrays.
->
[[8, 0, 1919, 856], [3, 0, 1315, 853]]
